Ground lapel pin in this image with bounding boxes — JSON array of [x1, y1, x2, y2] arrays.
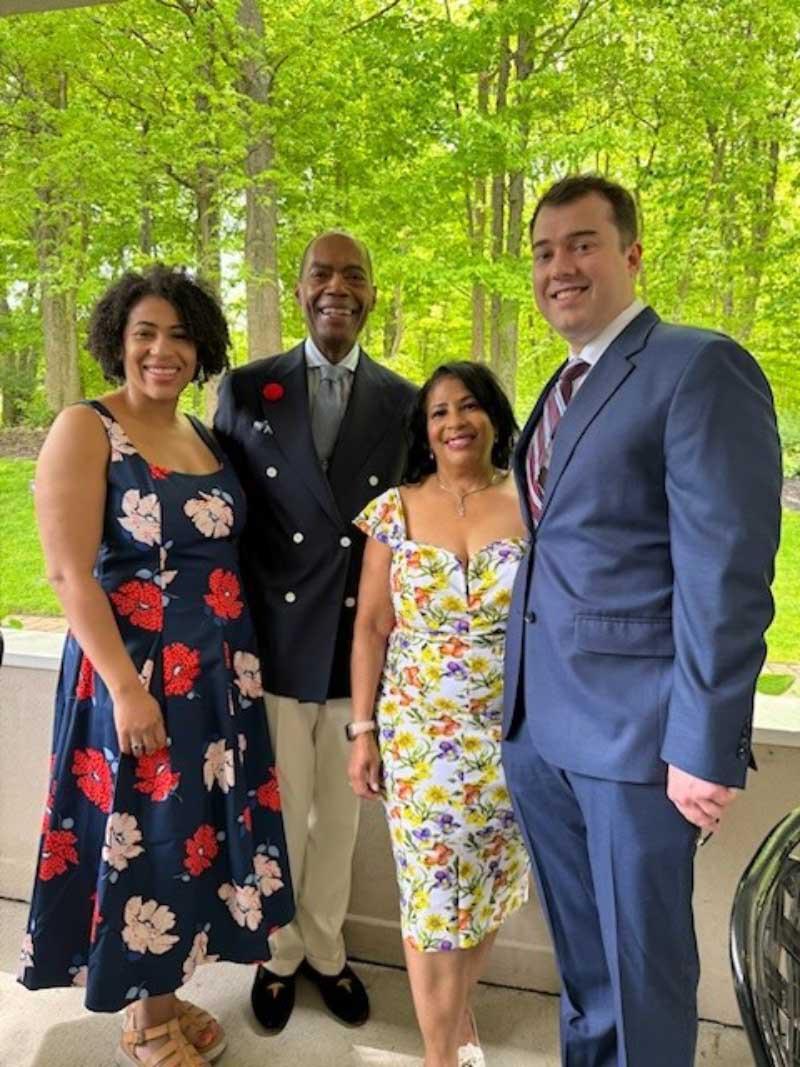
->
[[253, 419, 274, 435]]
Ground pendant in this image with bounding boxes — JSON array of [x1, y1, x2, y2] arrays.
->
[[456, 500, 466, 517]]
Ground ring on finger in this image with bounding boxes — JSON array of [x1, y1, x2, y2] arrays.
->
[[131, 741, 143, 756]]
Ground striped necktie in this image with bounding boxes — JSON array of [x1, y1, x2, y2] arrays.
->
[[526, 359, 590, 524]]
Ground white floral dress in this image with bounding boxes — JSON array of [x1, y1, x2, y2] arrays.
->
[[355, 488, 530, 951], [19, 401, 293, 1011]]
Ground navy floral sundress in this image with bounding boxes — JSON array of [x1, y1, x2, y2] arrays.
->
[[18, 400, 294, 1012]]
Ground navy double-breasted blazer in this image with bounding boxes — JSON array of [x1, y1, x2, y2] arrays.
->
[[503, 308, 782, 788], [214, 344, 416, 703]]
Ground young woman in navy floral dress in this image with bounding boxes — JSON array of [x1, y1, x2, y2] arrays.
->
[[18, 267, 293, 1066]]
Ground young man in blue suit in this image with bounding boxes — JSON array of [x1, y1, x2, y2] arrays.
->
[[502, 175, 782, 1066], [215, 231, 416, 1033]]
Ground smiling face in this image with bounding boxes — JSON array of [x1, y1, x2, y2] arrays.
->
[[426, 375, 495, 474], [531, 192, 641, 351], [121, 295, 197, 401], [294, 233, 376, 363]]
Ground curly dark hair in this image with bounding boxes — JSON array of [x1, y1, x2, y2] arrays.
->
[[87, 264, 230, 383], [403, 361, 518, 484]]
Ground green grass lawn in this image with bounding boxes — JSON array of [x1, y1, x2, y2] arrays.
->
[[1, 457, 798, 662], [0, 458, 60, 618]]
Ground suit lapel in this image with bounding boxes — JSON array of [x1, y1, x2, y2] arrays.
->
[[514, 362, 565, 531], [536, 308, 660, 526], [259, 345, 342, 526], [328, 352, 394, 491]]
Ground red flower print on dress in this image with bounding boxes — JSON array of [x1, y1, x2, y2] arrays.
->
[[149, 464, 171, 480], [256, 769, 281, 812], [133, 747, 181, 801], [89, 892, 103, 944], [203, 569, 244, 621], [183, 824, 219, 876], [72, 748, 113, 813], [163, 642, 201, 696], [42, 760, 57, 832], [110, 579, 164, 632], [262, 382, 284, 402], [240, 806, 253, 833], [75, 654, 95, 699], [38, 829, 78, 881]]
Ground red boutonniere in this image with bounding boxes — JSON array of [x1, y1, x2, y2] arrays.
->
[[262, 382, 284, 402]]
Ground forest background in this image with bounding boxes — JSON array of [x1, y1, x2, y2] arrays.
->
[[0, 0, 799, 660]]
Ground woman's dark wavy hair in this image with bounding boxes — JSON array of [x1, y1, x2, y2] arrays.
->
[[403, 361, 518, 484], [87, 264, 230, 383]]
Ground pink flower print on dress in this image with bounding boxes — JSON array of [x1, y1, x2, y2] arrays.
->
[[18, 933, 33, 978], [99, 414, 136, 462], [183, 490, 234, 539], [254, 854, 284, 897], [181, 930, 219, 983], [203, 740, 235, 794], [218, 883, 262, 930], [233, 651, 263, 701], [102, 812, 144, 872], [121, 896, 179, 955], [118, 489, 161, 546]]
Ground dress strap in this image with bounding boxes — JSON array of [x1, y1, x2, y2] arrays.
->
[[188, 415, 224, 464], [82, 398, 115, 420]]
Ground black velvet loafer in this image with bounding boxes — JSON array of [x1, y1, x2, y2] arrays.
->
[[300, 960, 370, 1026], [251, 964, 296, 1033]]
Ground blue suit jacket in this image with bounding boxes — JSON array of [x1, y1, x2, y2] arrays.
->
[[502, 308, 782, 788]]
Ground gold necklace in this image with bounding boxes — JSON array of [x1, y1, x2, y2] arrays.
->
[[436, 469, 505, 517]]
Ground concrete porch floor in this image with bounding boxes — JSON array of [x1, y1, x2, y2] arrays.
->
[[0, 898, 752, 1067]]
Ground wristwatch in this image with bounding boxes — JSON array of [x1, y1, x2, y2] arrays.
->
[[345, 720, 378, 741]]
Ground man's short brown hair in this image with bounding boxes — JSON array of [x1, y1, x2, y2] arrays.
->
[[529, 174, 639, 248]]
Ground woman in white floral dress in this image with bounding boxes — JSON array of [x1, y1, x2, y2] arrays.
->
[[349, 362, 531, 1067], [18, 267, 292, 1067]]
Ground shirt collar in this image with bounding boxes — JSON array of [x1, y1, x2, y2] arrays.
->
[[304, 336, 360, 373], [570, 298, 646, 366]]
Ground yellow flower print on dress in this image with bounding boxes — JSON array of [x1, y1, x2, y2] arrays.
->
[[354, 488, 531, 952]]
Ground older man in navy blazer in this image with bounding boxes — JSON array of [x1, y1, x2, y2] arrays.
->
[[215, 231, 415, 1033], [502, 175, 782, 1066]]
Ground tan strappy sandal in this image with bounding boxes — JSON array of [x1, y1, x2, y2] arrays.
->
[[116, 1017, 206, 1066], [124, 1001, 226, 1062], [175, 999, 226, 1061]]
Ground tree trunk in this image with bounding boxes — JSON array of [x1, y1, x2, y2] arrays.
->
[[239, 0, 282, 361], [382, 286, 403, 362], [35, 193, 80, 416], [495, 32, 532, 402], [470, 72, 489, 363], [0, 295, 37, 427], [739, 136, 779, 343], [489, 38, 510, 371]]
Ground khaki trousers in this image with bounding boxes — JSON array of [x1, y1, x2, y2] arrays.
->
[[264, 691, 360, 977]]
